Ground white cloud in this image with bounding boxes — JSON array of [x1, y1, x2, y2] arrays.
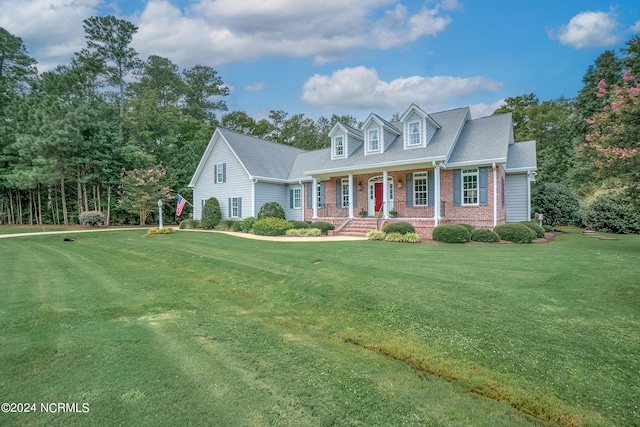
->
[[0, 0, 101, 70], [301, 66, 504, 112], [549, 11, 621, 48], [469, 99, 505, 119], [244, 82, 265, 92], [630, 20, 640, 33], [133, 0, 455, 67]]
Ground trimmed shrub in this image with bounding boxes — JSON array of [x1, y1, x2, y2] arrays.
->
[[432, 224, 471, 243], [179, 218, 200, 229], [311, 221, 334, 235], [286, 228, 323, 237], [146, 227, 174, 235], [494, 223, 535, 243], [581, 187, 640, 234], [471, 228, 500, 243], [78, 210, 105, 226], [367, 231, 386, 241], [252, 218, 293, 236], [201, 197, 221, 229], [256, 201, 286, 220], [402, 233, 421, 243], [290, 221, 310, 229], [532, 182, 581, 226], [542, 225, 554, 232], [239, 216, 256, 233], [384, 232, 405, 242], [382, 221, 415, 234], [458, 223, 474, 232], [520, 221, 545, 238]]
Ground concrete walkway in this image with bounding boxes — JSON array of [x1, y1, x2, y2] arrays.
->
[[0, 227, 366, 242]]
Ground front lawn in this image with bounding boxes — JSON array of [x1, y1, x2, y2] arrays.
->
[[0, 229, 638, 426]]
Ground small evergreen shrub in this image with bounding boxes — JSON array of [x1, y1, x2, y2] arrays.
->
[[402, 233, 421, 243], [252, 218, 293, 236], [471, 228, 500, 243], [367, 231, 386, 241], [432, 224, 471, 243], [78, 210, 105, 226], [217, 219, 236, 231], [201, 197, 221, 229], [311, 221, 334, 235], [494, 223, 535, 243], [291, 221, 310, 229], [306, 228, 323, 237], [382, 221, 415, 234], [285, 228, 322, 237], [520, 221, 546, 238], [256, 201, 286, 220], [384, 232, 405, 242], [581, 187, 640, 234], [239, 217, 256, 233], [179, 218, 200, 229], [458, 223, 474, 232], [542, 225, 554, 232], [146, 227, 174, 235]]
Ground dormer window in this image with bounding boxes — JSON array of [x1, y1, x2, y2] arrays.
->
[[334, 136, 344, 157], [368, 129, 379, 152], [408, 121, 421, 146]]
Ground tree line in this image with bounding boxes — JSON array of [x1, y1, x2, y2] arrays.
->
[[1, 16, 638, 229], [0, 16, 358, 225]]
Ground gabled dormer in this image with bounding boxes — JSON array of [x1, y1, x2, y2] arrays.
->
[[329, 123, 363, 160], [400, 104, 440, 149], [362, 114, 401, 155]]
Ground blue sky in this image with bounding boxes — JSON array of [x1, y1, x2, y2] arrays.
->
[[1, 0, 639, 121]]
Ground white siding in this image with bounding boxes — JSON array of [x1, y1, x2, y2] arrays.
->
[[284, 185, 304, 221], [506, 173, 529, 222], [192, 135, 252, 220]]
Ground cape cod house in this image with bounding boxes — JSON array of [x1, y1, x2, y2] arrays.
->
[[189, 104, 537, 238]]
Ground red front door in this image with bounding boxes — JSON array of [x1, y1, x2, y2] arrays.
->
[[374, 182, 383, 212]]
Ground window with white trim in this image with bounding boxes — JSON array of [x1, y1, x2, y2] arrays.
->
[[334, 136, 344, 157], [341, 179, 350, 207], [408, 121, 421, 146], [413, 172, 428, 206], [215, 163, 225, 183], [462, 169, 478, 205], [368, 129, 379, 152], [293, 188, 301, 209], [230, 197, 239, 217]]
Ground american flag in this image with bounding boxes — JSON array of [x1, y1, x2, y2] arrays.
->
[[176, 195, 187, 216]]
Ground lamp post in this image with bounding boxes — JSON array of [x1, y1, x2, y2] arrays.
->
[[157, 199, 163, 229]]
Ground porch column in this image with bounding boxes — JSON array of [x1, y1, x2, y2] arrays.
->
[[382, 170, 389, 218], [492, 163, 498, 226], [348, 174, 354, 218], [434, 163, 441, 226], [312, 177, 318, 219]]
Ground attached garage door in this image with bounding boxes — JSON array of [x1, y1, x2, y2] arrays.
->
[[506, 174, 529, 222]]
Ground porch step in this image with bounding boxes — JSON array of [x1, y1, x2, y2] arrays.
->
[[335, 219, 382, 237]]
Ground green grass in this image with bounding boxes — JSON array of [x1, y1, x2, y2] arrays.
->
[[0, 229, 638, 426]]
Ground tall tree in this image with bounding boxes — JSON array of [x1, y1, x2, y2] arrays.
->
[[77, 15, 142, 119], [183, 65, 228, 124]]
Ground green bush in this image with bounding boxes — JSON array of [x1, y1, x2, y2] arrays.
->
[[179, 218, 200, 229], [146, 227, 174, 235], [520, 221, 546, 238], [239, 217, 256, 233], [432, 224, 471, 243], [384, 232, 405, 242], [532, 182, 581, 226], [581, 187, 640, 234], [285, 228, 323, 237], [402, 233, 421, 243], [256, 201, 286, 220], [290, 221, 310, 229], [458, 223, 474, 232], [78, 210, 105, 226], [367, 231, 386, 241], [252, 218, 293, 236], [217, 219, 240, 231], [310, 221, 334, 235], [382, 221, 415, 234], [542, 225, 554, 232], [493, 223, 535, 243], [471, 228, 500, 243], [201, 197, 222, 229]]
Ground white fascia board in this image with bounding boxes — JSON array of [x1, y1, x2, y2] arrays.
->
[[504, 166, 537, 173], [304, 156, 447, 176], [445, 158, 506, 168]]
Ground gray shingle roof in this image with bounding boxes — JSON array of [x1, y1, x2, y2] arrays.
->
[[505, 140, 537, 171], [219, 128, 306, 180], [447, 113, 512, 166]]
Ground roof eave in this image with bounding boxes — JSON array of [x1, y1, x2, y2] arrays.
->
[[304, 156, 447, 176]]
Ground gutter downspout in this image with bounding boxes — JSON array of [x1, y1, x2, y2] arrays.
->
[[433, 161, 440, 227], [492, 163, 497, 227], [251, 178, 258, 217], [312, 177, 318, 219]]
